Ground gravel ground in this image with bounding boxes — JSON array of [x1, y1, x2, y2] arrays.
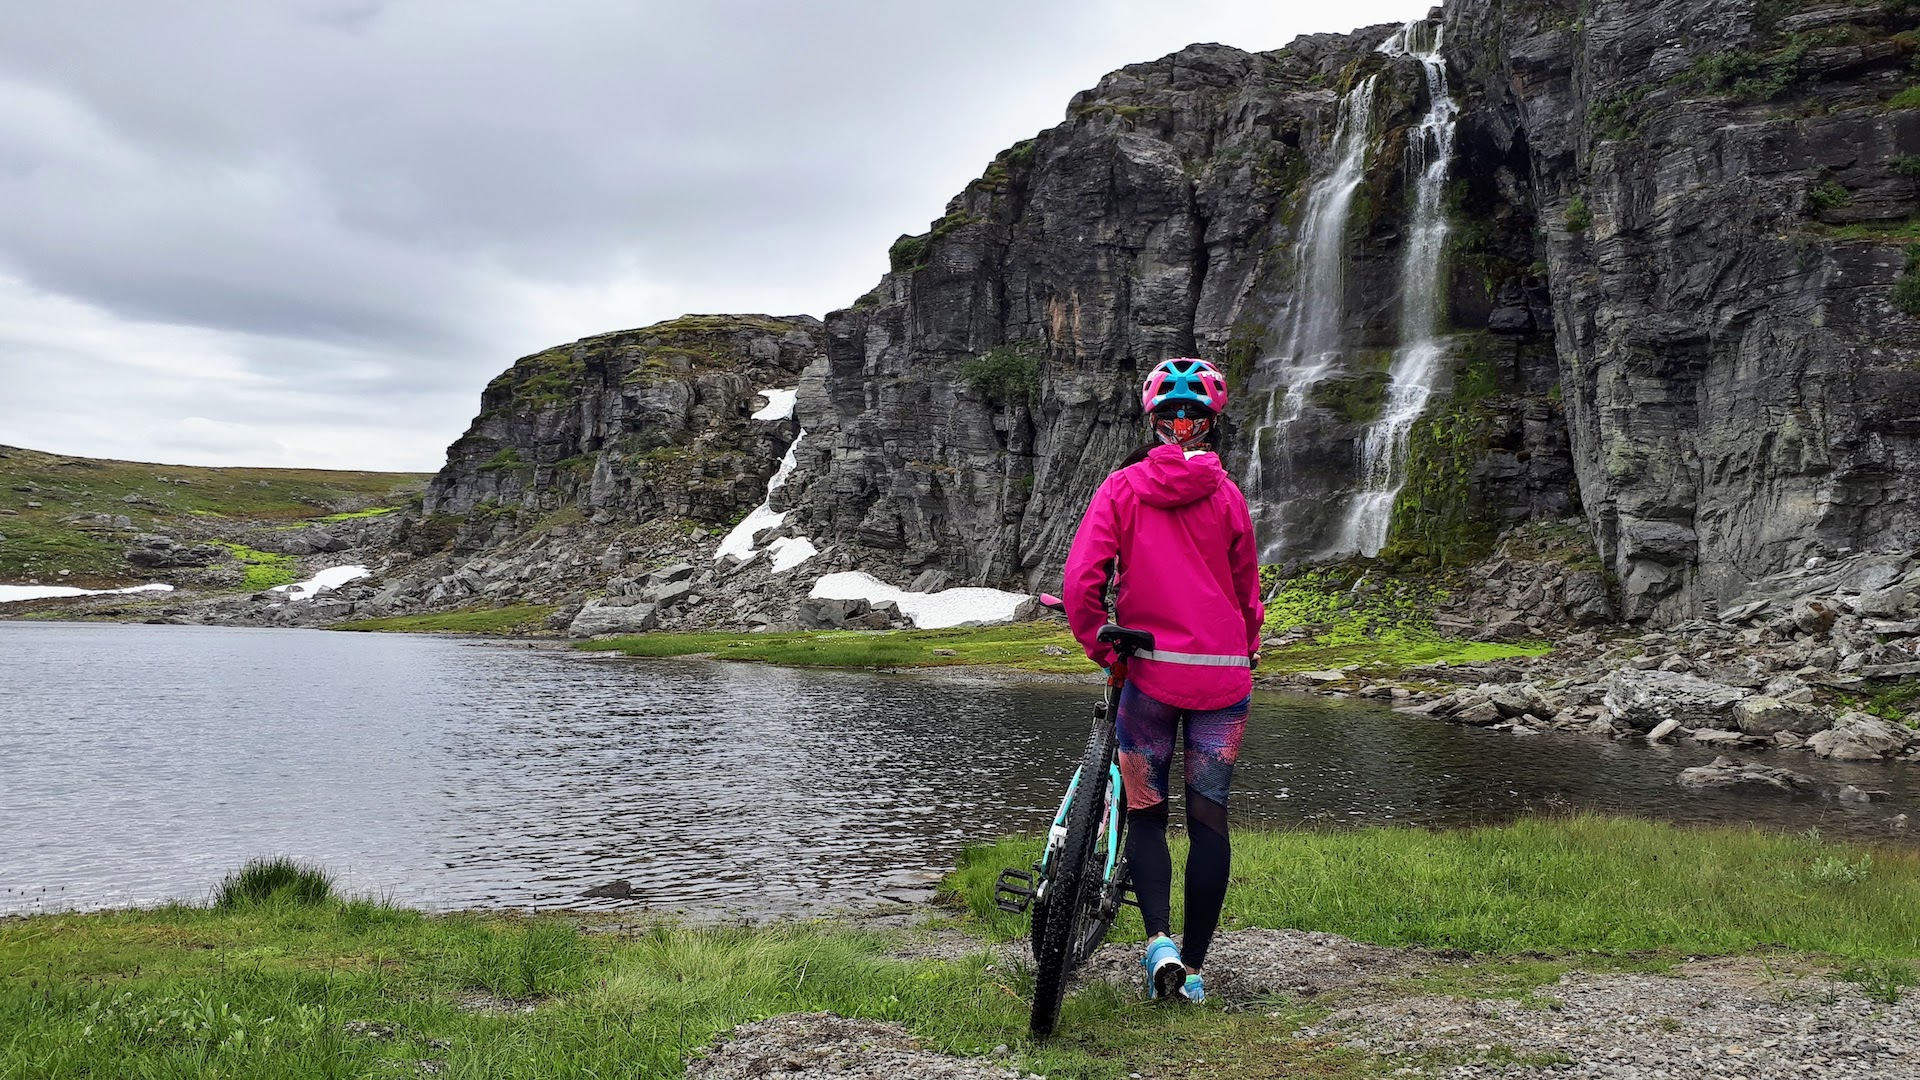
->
[[685, 1013, 1032, 1080], [1307, 955, 1920, 1078], [687, 933, 1917, 1079]]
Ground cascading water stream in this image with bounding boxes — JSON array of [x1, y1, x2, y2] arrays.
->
[[1244, 74, 1380, 560], [1335, 19, 1458, 557]]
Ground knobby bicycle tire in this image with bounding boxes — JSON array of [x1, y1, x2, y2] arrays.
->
[[1029, 712, 1119, 1038]]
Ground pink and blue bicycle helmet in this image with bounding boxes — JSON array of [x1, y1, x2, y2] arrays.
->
[[1140, 358, 1228, 448], [1140, 357, 1228, 415]]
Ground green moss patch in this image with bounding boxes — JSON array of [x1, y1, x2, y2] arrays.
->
[[1257, 565, 1547, 675], [212, 542, 300, 591], [334, 605, 557, 635]]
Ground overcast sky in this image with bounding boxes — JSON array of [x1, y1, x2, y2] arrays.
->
[[0, 0, 1426, 471]]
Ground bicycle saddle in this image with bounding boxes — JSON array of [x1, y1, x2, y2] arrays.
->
[[1097, 623, 1154, 656]]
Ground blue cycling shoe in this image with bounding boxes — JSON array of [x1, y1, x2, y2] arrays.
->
[[1141, 933, 1185, 1000], [1179, 972, 1205, 1003]]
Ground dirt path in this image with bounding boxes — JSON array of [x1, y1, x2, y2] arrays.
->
[[687, 929, 1917, 1079]]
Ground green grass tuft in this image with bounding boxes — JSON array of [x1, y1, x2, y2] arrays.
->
[[1891, 84, 1920, 110], [214, 858, 335, 908]]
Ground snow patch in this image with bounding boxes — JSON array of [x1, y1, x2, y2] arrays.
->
[[808, 572, 1030, 629], [751, 387, 798, 421], [271, 565, 370, 601], [716, 431, 816, 570], [0, 583, 174, 605], [766, 536, 818, 573]]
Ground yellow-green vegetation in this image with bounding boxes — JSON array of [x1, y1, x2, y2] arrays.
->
[[1892, 83, 1920, 110], [578, 625, 1097, 674], [0, 445, 425, 583], [315, 506, 398, 523], [1258, 565, 1548, 674], [213, 542, 300, 591], [334, 604, 557, 635], [9, 820, 1917, 1080]]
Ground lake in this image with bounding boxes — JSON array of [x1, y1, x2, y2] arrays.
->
[[2, 621, 1914, 917]]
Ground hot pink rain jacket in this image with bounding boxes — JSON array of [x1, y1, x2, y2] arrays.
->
[[1062, 444, 1265, 711]]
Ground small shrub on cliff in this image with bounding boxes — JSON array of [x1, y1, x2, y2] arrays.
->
[[1895, 156, 1920, 181], [887, 234, 926, 272], [959, 347, 1039, 405], [1893, 245, 1920, 316], [1563, 195, 1592, 231], [215, 857, 334, 908], [1809, 179, 1853, 213], [1892, 84, 1920, 110]]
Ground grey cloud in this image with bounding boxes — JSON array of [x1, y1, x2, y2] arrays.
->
[[0, 0, 1425, 469]]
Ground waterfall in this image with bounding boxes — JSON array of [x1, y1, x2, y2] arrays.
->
[[1334, 19, 1458, 557], [1243, 74, 1381, 560]]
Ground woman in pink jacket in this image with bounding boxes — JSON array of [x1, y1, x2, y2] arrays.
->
[[1061, 357, 1264, 1005]]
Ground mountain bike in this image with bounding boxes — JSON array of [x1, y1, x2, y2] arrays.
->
[[994, 594, 1154, 1038]]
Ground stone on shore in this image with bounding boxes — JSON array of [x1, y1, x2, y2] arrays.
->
[[1807, 711, 1915, 761], [568, 597, 660, 637], [1732, 695, 1832, 737], [1677, 756, 1819, 795], [1602, 670, 1746, 733]]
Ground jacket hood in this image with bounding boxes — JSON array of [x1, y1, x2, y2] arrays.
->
[[1123, 443, 1226, 508]]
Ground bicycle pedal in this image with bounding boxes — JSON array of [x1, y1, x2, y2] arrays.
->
[[994, 868, 1035, 914], [1120, 888, 1140, 908]]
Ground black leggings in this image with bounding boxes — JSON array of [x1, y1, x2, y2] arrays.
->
[[1126, 786, 1230, 969]]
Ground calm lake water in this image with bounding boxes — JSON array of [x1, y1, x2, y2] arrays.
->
[[3, 621, 1916, 916]]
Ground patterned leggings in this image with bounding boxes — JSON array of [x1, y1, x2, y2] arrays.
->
[[1115, 682, 1249, 971]]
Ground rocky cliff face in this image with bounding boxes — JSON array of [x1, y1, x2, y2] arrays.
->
[[1446, 0, 1920, 621], [783, 26, 1573, 586], [423, 315, 820, 547], [406, 0, 1920, 629]]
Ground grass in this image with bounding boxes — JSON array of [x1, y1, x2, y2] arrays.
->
[[578, 624, 1098, 673], [215, 858, 335, 909], [334, 604, 557, 635], [948, 817, 1920, 960], [8, 819, 1917, 1078], [0, 893, 1361, 1079], [0, 444, 426, 583]]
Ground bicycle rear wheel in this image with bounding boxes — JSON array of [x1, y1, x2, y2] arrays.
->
[[1029, 711, 1119, 1038]]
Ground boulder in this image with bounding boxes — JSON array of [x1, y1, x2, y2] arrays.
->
[[1806, 711, 1915, 760], [1792, 597, 1842, 636], [648, 579, 695, 608], [650, 562, 696, 586], [1602, 670, 1747, 732], [1733, 696, 1832, 737], [1858, 585, 1910, 618], [1677, 756, 1820, 796], [796, 596, 870, 629], [1646, 718, 1682, 743], [567, 598, 659, 638], [1561, 571, 1612, 625]]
